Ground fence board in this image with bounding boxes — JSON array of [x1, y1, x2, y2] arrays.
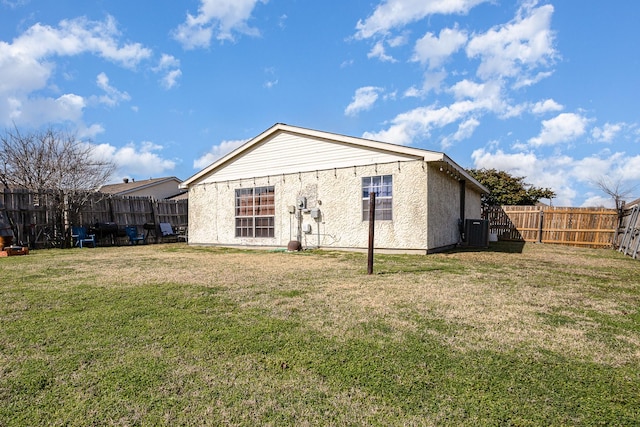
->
[[486, 205, 618, 248]]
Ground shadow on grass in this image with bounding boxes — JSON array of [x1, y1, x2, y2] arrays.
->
[[448, 240, 526, 254]]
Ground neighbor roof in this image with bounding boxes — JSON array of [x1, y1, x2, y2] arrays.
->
[[181, 123, 488, 194], [100, 176, 182, 196]]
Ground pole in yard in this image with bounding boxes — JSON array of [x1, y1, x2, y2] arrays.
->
[[367, 192, 375, 275]]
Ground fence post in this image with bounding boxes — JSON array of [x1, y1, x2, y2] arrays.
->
[[108, 196, 115, 223], [537, 209, 544, 243], [151, 199, 160, 243]]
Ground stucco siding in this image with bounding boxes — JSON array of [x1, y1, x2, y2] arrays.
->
[[188, 160, 433, 250], [426, 164, 466, 250], [199, 132, 422, 184], [464, 189, 482, 221]]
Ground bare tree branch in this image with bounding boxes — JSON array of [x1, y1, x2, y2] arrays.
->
[[594, 176, 637, 211], [1, 125, 116, 193]]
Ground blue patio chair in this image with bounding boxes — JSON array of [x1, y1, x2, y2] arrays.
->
[[125, 226, 145, 245], [71, 226, 96, 248]]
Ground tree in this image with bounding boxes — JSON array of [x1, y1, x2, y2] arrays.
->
[[0, 126, 115, 193], [467, 168, 556, 206], [594, 176, 636, 212], [0, 126, 116, 245]]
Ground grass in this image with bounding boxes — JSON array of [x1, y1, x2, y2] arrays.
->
[[1, 242, 639, 426]]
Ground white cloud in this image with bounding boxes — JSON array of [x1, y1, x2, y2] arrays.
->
[[96, 72, 131, 106], [359, 3, 564, 151], [591, 122, 623, 143], [77, 123, 105, 139], [0, 16, 150, 94], [156, 53, 180, 70], [94, 140, 177, 179], [471, 147, 577, 205], [1, 0, 30, 8], [345, 86, 383, 116], [0, 16, 151, 129], [450, 79, 511, 115], [365, 78, 512, 145], [152, 54, 183, 90], [570, 152, 623, 182], [580, 195, 614, 209], [173, 0, 267, 49], [363, 100, 476, 145], [466, 3, 556, 84], [262, 66, 278, 88], [161, 69, 182, 90], [11, 16, 151, 68], [471, 148, 540, 178], [193, 139, 248, 169], [278, 14, 288, 29], [412, 27, 468, 69], [441, 117, 479, 149], [531, 98, 563, 114], [528, 112, 589, 147], [367, 41, 396, 62], [470, 147, 640, 207], [387, 34, 408, 48], [355, 0, 489, 39], [263, 79, 278, 89], [1, 93, 87, 127], [403, 87, 422, 98], [512, 70, 554, 89], [618, 155, 640, 181], [405, 71, 448, 97], [340, 59, 354, 68]]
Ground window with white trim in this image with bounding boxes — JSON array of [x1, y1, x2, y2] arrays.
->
[[362, 175, 393, 221], [235, 186, 275, 237]]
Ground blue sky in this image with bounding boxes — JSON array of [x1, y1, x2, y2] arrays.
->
[[1, 0, 638, 207]]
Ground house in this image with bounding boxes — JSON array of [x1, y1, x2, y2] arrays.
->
[[180, 123, 489, 254], [99, 176, 186, 200]]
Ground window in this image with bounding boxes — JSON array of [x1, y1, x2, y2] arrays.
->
[[235, 186, 275, 237], [362, 175, 392, 221]]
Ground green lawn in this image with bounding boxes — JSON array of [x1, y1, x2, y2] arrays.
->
[[1, 243, 639, 426]]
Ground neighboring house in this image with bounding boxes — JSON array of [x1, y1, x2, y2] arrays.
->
[[100, 177, 186, 200], [180, 123, 489, 254]]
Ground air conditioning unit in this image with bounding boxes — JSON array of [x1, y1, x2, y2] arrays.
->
[[465, 219, 489, 247]]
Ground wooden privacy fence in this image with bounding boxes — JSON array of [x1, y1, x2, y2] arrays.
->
[[486, 205, 619, 248], [1, 188, 187, 248]]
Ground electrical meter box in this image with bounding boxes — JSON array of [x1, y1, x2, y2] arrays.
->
[[296, 197, 307, 210]]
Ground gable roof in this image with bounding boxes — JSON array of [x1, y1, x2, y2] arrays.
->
[[181, 123, 488, 193], [100, 176, 182, 196]]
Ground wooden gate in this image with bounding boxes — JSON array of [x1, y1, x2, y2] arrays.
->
[[617, 203, 640, 258]]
